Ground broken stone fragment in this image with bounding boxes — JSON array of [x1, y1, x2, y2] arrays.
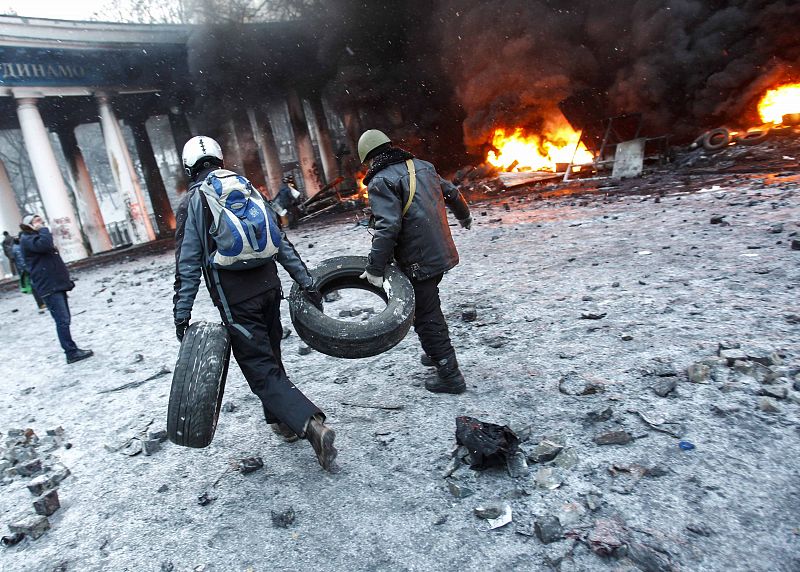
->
[[142, 439, 162, 456], [49, 463, 71, 485], [221, 401, 237, 413], [553, 448, 579, 469], [719, 349, 748, 366], [709, 214, 728, 225], [559, 372, 604, 396], [271, 507, 296, 528], [686, 363, 711, 384], [758, 386, 787, 400], [528, 440, 564, 464], [148, 429, 168, 443], [652, 377, 677, 397], [474, 502, 505, 520], [593, 431, 633, 446], [298, 345, 312, 356], [8, 514, 50, 540], [586, 407, 613, 423], [33, 489, 60, 516], [446, 480, 475, 499], [534, 515, 563, 544], [742, 346, 782, 367], [461, 306, 477, 322], [237, 457, 264, 474], [45, 427, 64, 437], [535, 467, 563, 490], [626, 541, 674, 572], [506, 451, 529, 478], [587, 518, 626, 556], [758, 397, 780, 413]]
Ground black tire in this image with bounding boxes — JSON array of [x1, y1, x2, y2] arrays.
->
[[289, 255, 415, 359], [737, 128, 770, 146], [702, 128, 730, 152], [167, 322, 231, 448]]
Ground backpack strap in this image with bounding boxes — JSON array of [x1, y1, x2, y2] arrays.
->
[[403, 159, 416, 216], [196, 191, 253, 340]]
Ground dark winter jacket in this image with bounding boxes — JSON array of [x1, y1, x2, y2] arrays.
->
[[173, 167, 314, 323], [276, 184, 300, 210], [2, 234, 13, 258], [11, 241, 26, 273], [364, 149, 470, 280], [19, 228, 74, 297]]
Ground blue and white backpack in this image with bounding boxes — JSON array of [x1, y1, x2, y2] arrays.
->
[[197, 169, 281, 270]]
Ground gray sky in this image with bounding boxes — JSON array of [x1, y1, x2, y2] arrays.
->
[[1, 1, 112, 21]]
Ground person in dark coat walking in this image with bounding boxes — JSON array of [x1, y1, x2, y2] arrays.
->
[[3, 230, 17, 276], [275, 174, 303, 229], [356, 129, 473, 394], [19, 214, 93, 364], [173, 136, 339, 473]]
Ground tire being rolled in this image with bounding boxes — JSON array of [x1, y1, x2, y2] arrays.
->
[[289, 255, 415, 359], [167, 322, 231, 448]]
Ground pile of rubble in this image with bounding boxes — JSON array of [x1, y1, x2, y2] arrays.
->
[[1, 428, 72, 546]]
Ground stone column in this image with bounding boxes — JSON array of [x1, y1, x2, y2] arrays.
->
[[56, 127, 113, 253], [0, 158, 22, 240], [168, 108, 194, 166], [96, 93, 156, 244], [232, 111, 267, 192], [128, 114, 176, 237], [286, 90, 323, 198], [308, 96, 338, 182], [247, 106, 284, 199], [15, 97, 88, 261]]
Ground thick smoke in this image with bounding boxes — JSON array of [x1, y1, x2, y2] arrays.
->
[[182, 1, 800, 166], [436, 0, 800, 151]]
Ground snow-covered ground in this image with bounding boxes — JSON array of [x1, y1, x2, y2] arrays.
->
[[1, 174, 799, 572]]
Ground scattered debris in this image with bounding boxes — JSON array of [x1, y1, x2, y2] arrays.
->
[[236, 457, 264, 474], [593, 431, 633, 446], [474, 502, 513, 530], [534, 516, 563, 544], [271, 507, 296, 528], [455, 416, 519, 469]]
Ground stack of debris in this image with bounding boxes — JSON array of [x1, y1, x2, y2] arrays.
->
[[1, 428, 72, 545]]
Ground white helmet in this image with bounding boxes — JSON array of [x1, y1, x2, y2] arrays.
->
[[182, 136, 223, 176]]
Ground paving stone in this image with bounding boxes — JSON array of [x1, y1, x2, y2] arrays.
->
[[534, 515, 563, 544], [27, 474, 55, 496], [652, 377, 677, 397], [33, 489, 60, 516], [528, 440, 564, 464], [16, 458, 42, 477], [719, 349, 748, 366], [593, 431, 633, 445], [49, 463, 71, 485], [8, 514, 50, 540], [758, 397, 781, 413], [142, 439, 162, 456], [759, 386, 788, 400], [148, 429, 168, 443], [687, 363, 711, 384]]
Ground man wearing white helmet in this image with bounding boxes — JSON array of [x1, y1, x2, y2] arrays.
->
[[357, 129, 473, 394], [173, 135, 338, 473]]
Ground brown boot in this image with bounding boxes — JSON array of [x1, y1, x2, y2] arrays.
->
[[305, 415, 340, 473], [270, 422, 299, 443]]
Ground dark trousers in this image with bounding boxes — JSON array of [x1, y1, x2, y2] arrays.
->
[[410, 273, 454, 362], [6, 256, 16, 276], [44, 291, 78, 356], [221, 288, 321, 436]]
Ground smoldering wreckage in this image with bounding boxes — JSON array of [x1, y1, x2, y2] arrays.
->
[[1, 2, 800, 571]]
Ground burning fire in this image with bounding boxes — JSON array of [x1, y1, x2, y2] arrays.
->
[[356, 173, 368, 199], [758, 83, 800, 124], [486, 123, 593, 172]]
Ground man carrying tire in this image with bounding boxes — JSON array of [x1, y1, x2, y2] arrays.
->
[[173, 136, 339, 473], [357, 129, 472, 394]]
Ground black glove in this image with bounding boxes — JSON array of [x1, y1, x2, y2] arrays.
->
[[303, 285, 324, 311], [175, 318, 190, 342]]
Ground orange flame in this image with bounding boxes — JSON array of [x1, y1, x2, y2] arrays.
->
[[758, 83, 800, 124], [357, 174, 368, 199], [486, 122, 593, 172]]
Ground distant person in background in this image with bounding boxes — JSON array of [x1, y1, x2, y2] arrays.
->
[[3, 230, 17, 276], [19, 214, 93, 364], [12, 235, 46, 311], [275, 174, 303, 229]]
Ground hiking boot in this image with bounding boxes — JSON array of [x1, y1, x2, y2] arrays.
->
[[66, 348, 94, 364], [270, 422, 299, 443], [420, 353, 435, 367], [425, 353, 466, 394], [305, 415, 340, 473]]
